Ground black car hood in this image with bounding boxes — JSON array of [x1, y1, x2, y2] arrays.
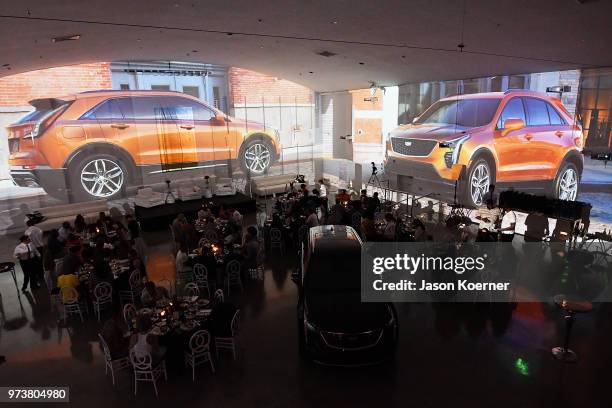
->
[[305, 291, 390, 332]]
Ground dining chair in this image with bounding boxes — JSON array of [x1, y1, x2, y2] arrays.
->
[[123, 303, 137, 331], [92, 282, 113, 322], [224, 260, 243, 295], [184, 282, 200, 297], [184, 330, 215, 381], [60, 286, 85, 324], [215, 309, 241, 360], [193, 264, 210, 299], [130, 350, 167, 396], [98, 333, 130, 387], [270, 228, 284, 254], [204, 229, 218, 242]]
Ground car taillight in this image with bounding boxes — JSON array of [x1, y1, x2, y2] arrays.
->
[[23, 104, 67, 139]]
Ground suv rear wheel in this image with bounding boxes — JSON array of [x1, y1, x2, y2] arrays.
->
[[241, 138, 273, 176], [69, 154, 127, 201]]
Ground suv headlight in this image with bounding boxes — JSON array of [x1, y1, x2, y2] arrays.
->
[[439, 134, 470, 168]]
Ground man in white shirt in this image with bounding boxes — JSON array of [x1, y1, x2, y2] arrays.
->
[[14, 235, 41, 292], [499, 207, 516, 242], [25, 219, 44, 254]]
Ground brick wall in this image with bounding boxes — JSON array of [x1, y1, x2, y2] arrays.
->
[[228, 67, 313, 105], [0, 62, 112, 107]]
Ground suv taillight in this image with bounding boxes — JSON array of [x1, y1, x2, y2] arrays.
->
[[23, 104, 69, 139]]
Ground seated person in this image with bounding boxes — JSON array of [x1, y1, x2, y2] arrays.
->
[[197, 205, 212, 221], [57, 271, 80, 301], [382, 213, 397, 241], [140, 281, 168, 307], [218, 204, 230, 220], [175, 244, 192, 274], [129, 314, 166, 362], [58, 221, 73, 242], [224, 224, 242, 246], [61, 245, 82, 275], [74, 214, 87, 234], [101, 313, 130, 358]]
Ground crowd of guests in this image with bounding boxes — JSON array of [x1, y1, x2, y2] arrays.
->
[[14, 211, 148, 301]]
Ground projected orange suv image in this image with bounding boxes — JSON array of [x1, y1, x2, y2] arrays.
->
[[8, 90, 281, 201], [384, 90, 584, 207]]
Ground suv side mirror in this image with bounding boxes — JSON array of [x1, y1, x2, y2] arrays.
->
[[502, 118, 525, 135], [212, 113, 226, 125]]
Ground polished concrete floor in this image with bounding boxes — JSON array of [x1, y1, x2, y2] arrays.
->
[[0, 229, 611, 408]]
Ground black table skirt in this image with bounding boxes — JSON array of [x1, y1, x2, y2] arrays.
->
[[135, 193, 256, 231]]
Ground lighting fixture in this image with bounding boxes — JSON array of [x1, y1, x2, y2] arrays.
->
[[52, 34, 81, 43]]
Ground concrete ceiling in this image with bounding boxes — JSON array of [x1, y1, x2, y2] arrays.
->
[[0, 0, 610, 91]]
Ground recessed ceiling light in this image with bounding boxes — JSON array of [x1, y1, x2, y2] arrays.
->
[[257, 18, 263, 23], [52, 34, 81, 43], [331, 19, 339, 24], [136, 38, 142, 42], [309, 71, 314, 74]]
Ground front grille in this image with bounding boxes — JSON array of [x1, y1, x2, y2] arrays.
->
[[321, 329, 382, 350], [391, 138, 437, 156], [8, 138, 19, 154]]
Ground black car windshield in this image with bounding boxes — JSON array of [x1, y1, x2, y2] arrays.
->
[[415, 98, 501, 128], [304, 247, 361, 292]]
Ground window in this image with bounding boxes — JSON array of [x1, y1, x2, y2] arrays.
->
[[119, 83, 130, 90], [415, 98, 501, 128], [212, 86, 221, 109], [182, 86, 200, 98], [497, 97, 526, 128], [546, 103, 565, 125], [525, 97, 550, 126], [151, 84, 171, 91], [83, 99, 123, 120], [162, 96, 214, 121], [122, 97, 165, 120]]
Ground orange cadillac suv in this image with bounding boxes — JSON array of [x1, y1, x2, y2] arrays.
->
[[384, 90, 584, 207], [8, 90, 281, 201]]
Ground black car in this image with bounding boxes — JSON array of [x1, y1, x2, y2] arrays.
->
[[295, 225, 398, 366]]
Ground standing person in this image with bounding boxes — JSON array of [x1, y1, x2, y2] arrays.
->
[[499, 206, 517, 242], [306, 208, 319, 228], [524, 211, 549, 242], [58, 221, 72, 242], [382, 213, 397, 241], [25, 219, 44, 255], [14, 235, 41, 292]]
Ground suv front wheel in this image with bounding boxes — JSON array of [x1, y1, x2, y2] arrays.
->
[[68, 154, 127, 201], [553, 162, 579, 201], [464, 157, 494, 207]]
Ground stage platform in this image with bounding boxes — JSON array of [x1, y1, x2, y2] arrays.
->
[[134, 192, 257, 231]]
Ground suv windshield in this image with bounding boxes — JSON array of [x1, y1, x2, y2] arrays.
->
[[415, 98, 501, 128]]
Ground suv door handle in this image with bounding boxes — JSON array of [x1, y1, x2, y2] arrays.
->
[[524, 134, 533, 141], [180, 124, 195, 130], [554, 130, 564, 137], [111, 123, 129, 129]]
